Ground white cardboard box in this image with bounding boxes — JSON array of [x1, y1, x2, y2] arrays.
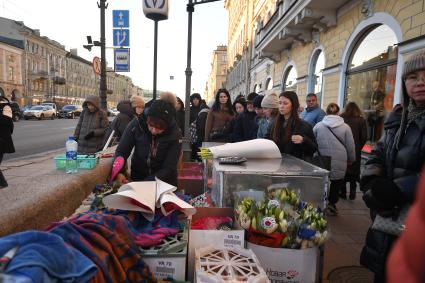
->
[[247, 242, 318, 283], [143, 256, 186, 281], [188, 207, 245, 282]]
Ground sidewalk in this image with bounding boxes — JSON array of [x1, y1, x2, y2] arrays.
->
[[323, 192, 374, 282]]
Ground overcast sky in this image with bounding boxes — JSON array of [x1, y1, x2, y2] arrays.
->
[[0, 0, 228, 100]]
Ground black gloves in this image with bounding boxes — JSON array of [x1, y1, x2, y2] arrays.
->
[[362, 177, 402, 211], [84, 131, 95, 140]]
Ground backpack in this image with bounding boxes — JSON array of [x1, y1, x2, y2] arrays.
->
[[189, 108, 209, 145]]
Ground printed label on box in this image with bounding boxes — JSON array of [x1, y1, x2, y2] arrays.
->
[[247, 242, 318, 283], [143, 257, 185, 281]]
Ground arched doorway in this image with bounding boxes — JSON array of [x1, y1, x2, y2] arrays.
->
[[308, 49, 325, 106], [282, 65, 297, 92], [344, 24, 398, 143]]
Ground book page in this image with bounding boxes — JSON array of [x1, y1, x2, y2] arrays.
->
[[155, 177, 177, 205], [103, 181, 157, 219], [159, 192, 196, 217]]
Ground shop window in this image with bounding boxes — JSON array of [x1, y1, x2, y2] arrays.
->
[[309, 50, 325, 105], [345, 24, 398, 143], [283, 65, 297, 91]]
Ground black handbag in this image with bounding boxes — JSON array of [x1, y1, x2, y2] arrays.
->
[[311, 150, 331, 170]]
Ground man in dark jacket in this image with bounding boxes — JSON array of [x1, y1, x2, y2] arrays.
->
[[0, 95, 15, 188], [360, 50, 425, 282], [74, 95, 109, 154], [114, 99, 182, 186], [105, 100, 134, 146]]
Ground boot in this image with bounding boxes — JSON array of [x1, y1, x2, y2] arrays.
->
[[349, 181, 356, 200], [0, 170, 8, 189]]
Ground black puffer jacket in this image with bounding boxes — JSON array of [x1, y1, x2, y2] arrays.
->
[[360, 105, 425, 279], [111, 100, 134, 141], [232, 111, 257, 142], [115, 115, 182, 186], [0, 98, 15, 154]]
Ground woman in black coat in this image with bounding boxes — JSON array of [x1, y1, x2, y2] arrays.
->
[[360, 50, 425, 283], [340, 102, 367, 200], [0, 96, 15, 188], [113, 99, 182, 186], [175, 97, 185, 135], [266, 91, 317, 160]]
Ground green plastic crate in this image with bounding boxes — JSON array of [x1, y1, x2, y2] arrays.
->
[[54, 154, 98, 170]]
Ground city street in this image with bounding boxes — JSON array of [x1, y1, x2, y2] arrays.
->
[[5, 118, 79, 160]]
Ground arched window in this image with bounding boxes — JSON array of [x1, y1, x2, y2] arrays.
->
[[283, 65, 297, 91], [253, 84, 259, 93], [308, 50, 325, 105], [265, 77, 273, 90], [345, 24, 398, 142]]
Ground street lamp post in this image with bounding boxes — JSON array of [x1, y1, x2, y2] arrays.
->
[[99, 0, 108, 111], [183, 0, 222, 161]]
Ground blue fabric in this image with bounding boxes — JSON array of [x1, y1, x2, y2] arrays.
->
[[0, 230, 97, 283], [300, 106, 326, 127]]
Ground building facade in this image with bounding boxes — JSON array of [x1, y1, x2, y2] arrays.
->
[[0, 36, 24, 104], [205, 45, 228, 102], [226, 0, 425, 145], [0, 16, 142, 108]]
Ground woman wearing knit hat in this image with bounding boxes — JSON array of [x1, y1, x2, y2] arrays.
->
[[257, 91, 279, 138], [360, 49, 425, 282], [111, 99, 182, 186]]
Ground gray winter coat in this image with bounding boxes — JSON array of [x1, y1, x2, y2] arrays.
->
[[74, 95, 109, 154], [313, 115, 356, 180]]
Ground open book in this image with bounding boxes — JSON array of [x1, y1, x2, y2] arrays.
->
[[103, 178, 196, 221]]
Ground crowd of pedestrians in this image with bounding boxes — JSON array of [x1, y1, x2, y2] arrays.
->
[[67, 49, 423, 283]]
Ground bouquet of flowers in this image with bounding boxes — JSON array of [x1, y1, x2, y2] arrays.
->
[[235, 187, 328, 249]]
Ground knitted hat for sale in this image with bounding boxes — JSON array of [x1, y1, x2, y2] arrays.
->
[[261, 92, 279, 109], [402, 50, 425, 80], [253, 95, 264, 108], [147, 99, 174, 129]]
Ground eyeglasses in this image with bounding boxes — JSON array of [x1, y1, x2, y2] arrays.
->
[[405, 72, 425, 84]]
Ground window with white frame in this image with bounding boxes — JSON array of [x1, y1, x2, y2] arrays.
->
[[283, 65, 297, 91]]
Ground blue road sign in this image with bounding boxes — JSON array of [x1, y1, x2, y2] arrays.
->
[[113, 10, 129, 28], [113, 29, 130, 47], [114, 48, 130, 72]]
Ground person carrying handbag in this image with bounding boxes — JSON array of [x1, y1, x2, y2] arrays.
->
[[360, 50, 425, 283], [313, 103, 356, 215]]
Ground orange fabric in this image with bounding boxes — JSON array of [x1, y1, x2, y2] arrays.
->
[[387, 170, 425, 283]]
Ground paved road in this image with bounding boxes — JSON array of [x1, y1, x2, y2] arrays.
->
[[4, 118, 80, 160]]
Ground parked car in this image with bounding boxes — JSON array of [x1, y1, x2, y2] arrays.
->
[[9, 101, 23, 122], [24, 105, 56, 120], [107, 108, 119, 117], [41, 102, 58, 117], [59, 105, 83, 119]]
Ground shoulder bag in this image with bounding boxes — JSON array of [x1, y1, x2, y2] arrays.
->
[[371, 206, 409, 236]]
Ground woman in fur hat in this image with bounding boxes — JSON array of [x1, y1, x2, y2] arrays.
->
[[360, 50, 425, 282]]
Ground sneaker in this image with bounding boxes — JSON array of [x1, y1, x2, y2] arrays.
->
[[325, 204, 338, 216]]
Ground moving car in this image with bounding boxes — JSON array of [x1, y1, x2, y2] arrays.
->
[[24, 105, 56, 120], [59, 105, 83, 119]]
